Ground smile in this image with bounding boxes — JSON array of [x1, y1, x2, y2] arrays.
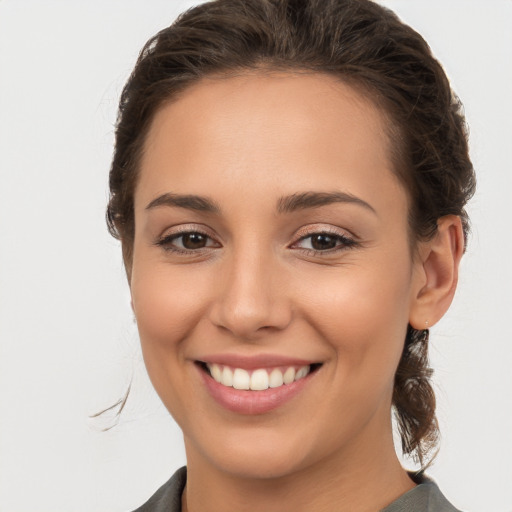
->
[[196, 359, 323, 414], [205, 363, 312, 391]]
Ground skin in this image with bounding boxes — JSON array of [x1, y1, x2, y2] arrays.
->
[[129, 72, 463, 512]]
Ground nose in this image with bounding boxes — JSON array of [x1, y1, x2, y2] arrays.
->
[[208, 249, 293, 340]]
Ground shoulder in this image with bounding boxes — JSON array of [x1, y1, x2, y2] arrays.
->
[[130, 466, 187, 512], [380, 473, 462, 512]]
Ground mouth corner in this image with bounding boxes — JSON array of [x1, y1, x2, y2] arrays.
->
[[195, 360, 209, 371]]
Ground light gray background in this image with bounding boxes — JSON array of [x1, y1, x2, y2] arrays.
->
[[0, 1, 511, 511]]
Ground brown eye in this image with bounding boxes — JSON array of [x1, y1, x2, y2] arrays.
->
[[310, 234, 338, 250], [181, 232, 208, 249], [155, 230, 220, 254], [293, 231, 357, 254]]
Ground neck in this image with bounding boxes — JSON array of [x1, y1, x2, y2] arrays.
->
[[182, 425, 416, 512]]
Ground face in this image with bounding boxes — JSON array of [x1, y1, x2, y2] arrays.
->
[[130, 72, 424, 479]]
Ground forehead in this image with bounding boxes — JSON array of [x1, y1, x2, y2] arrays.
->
[[136, 72, 405, 216]]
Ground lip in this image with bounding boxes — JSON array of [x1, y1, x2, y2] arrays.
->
[[195, 356, 322, 415]]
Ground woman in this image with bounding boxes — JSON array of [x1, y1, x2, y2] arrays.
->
[[106, 0, 475, 510]]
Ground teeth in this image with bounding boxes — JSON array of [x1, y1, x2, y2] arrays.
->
[[206, 363, 312, 391], [210, 363, 222, 383], [233, 368, 250, 390], [250, 369, 269, 390], [295, 366, 308, 380], [221, 366, 233, 387], [283, 367, 296, 384], [269, 368, 284, 388]]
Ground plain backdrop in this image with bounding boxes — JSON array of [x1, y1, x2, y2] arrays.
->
[[0, 1, 511, 511]]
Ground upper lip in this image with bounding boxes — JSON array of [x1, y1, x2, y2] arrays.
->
[[196, 353, 321, 370]]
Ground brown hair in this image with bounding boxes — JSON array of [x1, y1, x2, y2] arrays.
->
[[107, 0, 475, 467]]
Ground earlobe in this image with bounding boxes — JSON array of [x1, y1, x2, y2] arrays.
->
[[409, 215, 464, 329]]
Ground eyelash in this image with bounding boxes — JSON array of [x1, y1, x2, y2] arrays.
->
[[154, 228, 358, 256]]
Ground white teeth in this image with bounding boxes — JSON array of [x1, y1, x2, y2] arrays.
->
[[221, 366, 233, 387], [269, 368, 284, 388], [206, 363, 313, 391], [233, 368, 251, 390], [283, 367, 296, 384], [250, 369, 269, 390], [210, 363, 222, 383], [295, 366, 309, 380]]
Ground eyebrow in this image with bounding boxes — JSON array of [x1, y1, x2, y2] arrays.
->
[[145, 190, 376, 215], [276, 191, 377, 215]]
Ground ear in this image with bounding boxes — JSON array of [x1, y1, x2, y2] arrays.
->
[[409, 215, 465, 329]]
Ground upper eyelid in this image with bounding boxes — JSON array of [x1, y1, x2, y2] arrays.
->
[[292, 224, 356, 241], [158, 224, 354, 238], [159, 224, 218, 239]]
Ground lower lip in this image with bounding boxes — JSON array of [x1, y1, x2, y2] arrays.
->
[[198, 365, 317, 415]]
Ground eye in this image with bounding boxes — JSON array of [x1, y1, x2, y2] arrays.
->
[[155, 227, 356, 256], [155, 230, 220, 253], [293, 231, 357, 254]]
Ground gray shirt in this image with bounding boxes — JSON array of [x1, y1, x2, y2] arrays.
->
[[131, 466, 461, 512]]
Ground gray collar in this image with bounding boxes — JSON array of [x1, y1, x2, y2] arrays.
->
[[132, 467, 461, 512], [380, 472, 461, 512]]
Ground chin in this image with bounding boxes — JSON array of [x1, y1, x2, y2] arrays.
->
[[214, 450, 309, 481], [186, 427, 317, 481]]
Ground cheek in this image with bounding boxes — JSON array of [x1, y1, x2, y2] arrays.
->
[[130, 257, 208, 336], [298, 255, 413, 375], [130, 260, 212, 363], [292, 259, 414, 448], [129, 261, 216, 427]]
